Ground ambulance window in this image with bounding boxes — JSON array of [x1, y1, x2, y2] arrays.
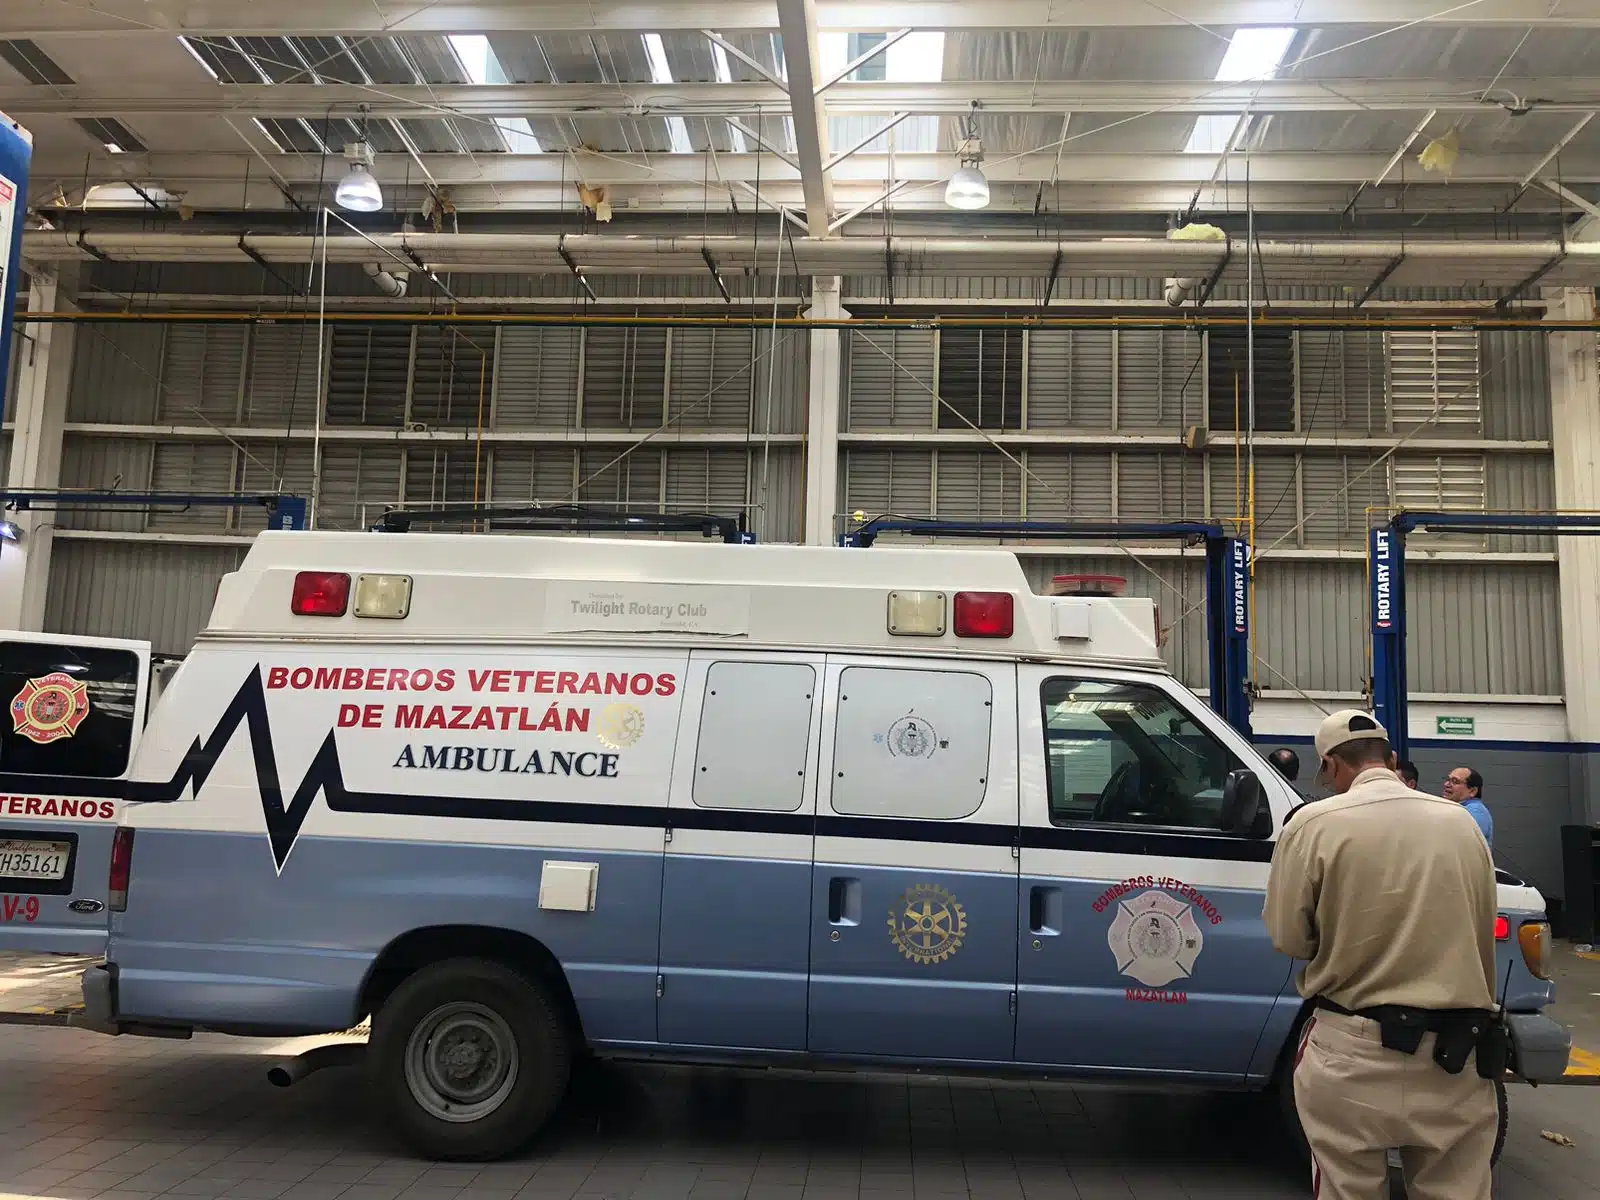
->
[[693, 661, 816, 812], [1041, 677, 1243, 831], [832, 666, 992, 820], [0, 642, 140, 779]]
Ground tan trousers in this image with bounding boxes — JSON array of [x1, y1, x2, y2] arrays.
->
[[1293, 1008, 1498, 1200]]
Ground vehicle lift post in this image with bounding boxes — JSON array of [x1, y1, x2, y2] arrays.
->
[[1370, 510, 1600, 759], [841, 517, 1254, 739]]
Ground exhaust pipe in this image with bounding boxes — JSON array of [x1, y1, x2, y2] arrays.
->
[[267, 1042, 366, 1088], [363, 261, 409, 298]]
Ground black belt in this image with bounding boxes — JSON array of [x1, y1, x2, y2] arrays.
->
[[1315, 996, 1505, 1076]]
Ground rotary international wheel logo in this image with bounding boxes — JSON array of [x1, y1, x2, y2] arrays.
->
[[1106, 889, 1204, 989], [10, 672, 91, 746], [888, 883, 967, 965], [596, 703, 645, 749]]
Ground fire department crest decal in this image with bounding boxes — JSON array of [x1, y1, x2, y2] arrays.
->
[[888, 882, 967, 965], [1106, 889, 1205, 988], [10, 672, 91, 746]]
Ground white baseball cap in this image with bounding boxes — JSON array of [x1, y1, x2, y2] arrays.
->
[[1314, 709, 1390, 759]]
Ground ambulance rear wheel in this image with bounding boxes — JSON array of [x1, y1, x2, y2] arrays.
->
[[372, 957, 573, 1161]]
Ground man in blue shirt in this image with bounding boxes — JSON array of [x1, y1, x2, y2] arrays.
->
[[1443, 766, 1493, 846]]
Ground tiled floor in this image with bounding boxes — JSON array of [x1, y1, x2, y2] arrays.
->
[[2, 1022, 1600, 1200]]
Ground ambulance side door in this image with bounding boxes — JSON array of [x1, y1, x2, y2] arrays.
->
[[0, 632, 150, 955], [656, 651, 823, 1052], [807, 655, 1019, 1065], [1014, 667, 1293, 1079]]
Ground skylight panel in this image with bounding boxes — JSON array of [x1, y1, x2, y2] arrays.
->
[[448, 34, 493, 83], [447, 34, 542, 152], [179, 36, 222, 81], [708, 42, 748, 153], [817, 30, 943, 82], [1182, 26, 1294, 154], [1213, 27, 1296, 82], [885, 32, 943, 82], [642, 34, 695, 155]]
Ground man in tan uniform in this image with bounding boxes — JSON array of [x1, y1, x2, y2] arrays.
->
[[1264, 709, 1499, 1200]]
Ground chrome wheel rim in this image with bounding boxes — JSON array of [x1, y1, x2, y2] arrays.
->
[[403, 1001, 518, 1123]]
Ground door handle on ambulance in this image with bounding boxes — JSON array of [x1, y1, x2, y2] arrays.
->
[[827, 877, 861, 927], [1029, 886, 1061, 936]]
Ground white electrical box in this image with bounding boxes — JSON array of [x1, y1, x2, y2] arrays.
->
[[1052, 600, 1093, 641], [538, 861, 599, 912]]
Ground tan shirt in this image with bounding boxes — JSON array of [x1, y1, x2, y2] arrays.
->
[[1263, 766, 1497, 1012]]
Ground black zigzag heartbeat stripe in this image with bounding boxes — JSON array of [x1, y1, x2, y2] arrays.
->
[[0, 667, 1274, 868]]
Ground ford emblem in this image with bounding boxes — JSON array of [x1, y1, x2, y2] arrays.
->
[[68, 899, 105, 914]]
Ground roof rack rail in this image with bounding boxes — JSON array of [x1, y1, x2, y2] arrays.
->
[[841, 516, 1223, 548], [373, 504, 754, 543]]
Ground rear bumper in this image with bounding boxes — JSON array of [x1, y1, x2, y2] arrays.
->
[[1507, 1011, 1572, 1082], [76, 963, 120, 1034]]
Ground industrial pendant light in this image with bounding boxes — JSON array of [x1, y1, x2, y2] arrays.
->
[[336, 140, 383, 213], [945, 101, 990, 211]]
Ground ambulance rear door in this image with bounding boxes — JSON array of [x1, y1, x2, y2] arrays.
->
[[0, 631, 151, 955]]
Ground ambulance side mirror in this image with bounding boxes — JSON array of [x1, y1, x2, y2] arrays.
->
[[1221, 769, 1267, 837]]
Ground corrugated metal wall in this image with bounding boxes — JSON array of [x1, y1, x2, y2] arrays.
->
[[838, 320, 1559, 696], [45, 540, 248, 655], [41, 313, 809, 643], [25, 279, 1559, 698]]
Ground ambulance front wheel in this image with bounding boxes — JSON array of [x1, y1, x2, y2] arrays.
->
[[371, 957, 574, 1161]]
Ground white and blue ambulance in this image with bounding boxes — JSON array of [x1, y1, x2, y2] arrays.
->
[[0, 532, 1570, 1161]]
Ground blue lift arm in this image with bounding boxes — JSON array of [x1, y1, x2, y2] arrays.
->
[[842, 516, 1254, 738], [1, 491, 307, 531], [1371, 510, 1600, 759]]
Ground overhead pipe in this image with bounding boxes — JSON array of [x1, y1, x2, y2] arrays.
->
[[1163, 278, 1197, 307], [22, 229, 1600, 273], [362, 260, 408, 297], [18, 310, 1600, 331]]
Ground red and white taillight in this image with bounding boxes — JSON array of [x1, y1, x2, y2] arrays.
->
[[108, 827, 135, 913], [291, 571, 411, 618], [953, 591, 1014, 638], [291, 571, 350, 616], [886, 589, 1014, 639]]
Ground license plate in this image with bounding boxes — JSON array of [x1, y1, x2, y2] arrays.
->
[[0, 839, 71, 881]]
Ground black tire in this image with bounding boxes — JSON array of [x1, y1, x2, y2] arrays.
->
[[370, 957, 573, 1161], [1278, 1040, 1510, 1170]]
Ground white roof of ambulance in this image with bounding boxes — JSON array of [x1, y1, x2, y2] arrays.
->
[[206, 531, 1164, 666]]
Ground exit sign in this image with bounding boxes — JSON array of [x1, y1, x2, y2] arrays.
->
[[1436, 716, 1476, 736]]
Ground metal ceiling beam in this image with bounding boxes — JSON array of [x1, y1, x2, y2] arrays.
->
[[774, 0, 833, 236], [38, 150, 1600, 188], [723, 118, 800, 169], [7, 0, 1598, 36], [814, 28, 910, 94], [824, 112, 912, 171], [1519, 112, 1598, 188], [1538, 177, 1600, 220], [698, 31, 787, 90], [1344, 108, 1437, 216], [10, 79, 1600, 119]]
